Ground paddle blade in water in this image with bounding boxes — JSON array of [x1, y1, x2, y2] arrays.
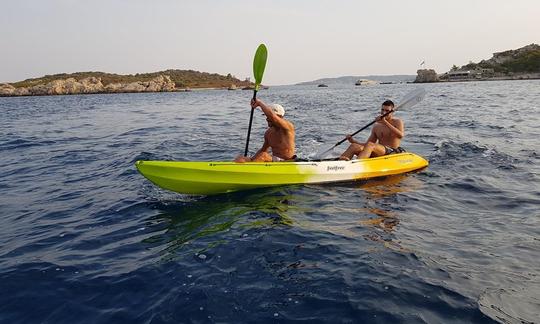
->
[[253, 44, 267, 90]]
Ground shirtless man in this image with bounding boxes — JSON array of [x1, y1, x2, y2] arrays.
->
[[235, 98, 295, 162], [339, 100, 404, 160]]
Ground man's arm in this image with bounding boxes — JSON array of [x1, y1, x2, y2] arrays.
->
[[347, 126, 378, 145], [382, 119, 404, 139], [347, 133, 369, 145], [254, 99, 294, 132]]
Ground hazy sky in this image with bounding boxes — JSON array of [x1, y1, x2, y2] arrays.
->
[[1, 0, 538, 85]]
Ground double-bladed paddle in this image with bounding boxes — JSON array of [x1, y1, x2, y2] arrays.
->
[[244, 44, 268, 156], [315, 88, 427, 159]]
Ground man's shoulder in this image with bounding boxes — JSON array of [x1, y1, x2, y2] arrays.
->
[[286, 119, 295, 129], [279, 118, 295, 132], [391, 118, 404, 125]]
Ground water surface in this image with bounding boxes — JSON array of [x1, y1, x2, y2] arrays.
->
[[1, 80, 539, 323]]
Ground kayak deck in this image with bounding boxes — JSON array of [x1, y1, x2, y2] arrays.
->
[[135, 152, 428, 195]]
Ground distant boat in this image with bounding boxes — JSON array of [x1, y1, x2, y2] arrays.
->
[[355, 79, 378, 86], [318, 84, 328, 87]]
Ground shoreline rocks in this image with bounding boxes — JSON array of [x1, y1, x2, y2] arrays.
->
[[414, 69, 439, 83], [0, 75, 177, 97]]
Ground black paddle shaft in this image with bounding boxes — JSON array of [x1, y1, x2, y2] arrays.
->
[[243, 90, 258, 156], [335, 109, 394, 146]]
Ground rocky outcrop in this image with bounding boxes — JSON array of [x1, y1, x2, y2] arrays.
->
[[414, 69, 439, 83], [105, 75, 176, 93], [446, 44, 540, 78], [79, 77, 105, 93], [0, 75, 176, 96], [490, 43, 540, 65], [0, 83, 17, 96]]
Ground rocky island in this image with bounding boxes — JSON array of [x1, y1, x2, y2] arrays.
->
[[415, 43, 540, 83], [0, 70, 254, 97]]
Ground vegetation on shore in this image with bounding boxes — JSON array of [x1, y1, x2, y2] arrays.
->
[[449, 43, 540, 74], [416, 43, 540, 83], [11, 69, 253, 89]]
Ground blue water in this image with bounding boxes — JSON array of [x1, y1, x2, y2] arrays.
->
[[1, 81, 539, 323]]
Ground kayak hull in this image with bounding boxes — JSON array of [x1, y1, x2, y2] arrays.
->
[[135, 152, 428, 195]]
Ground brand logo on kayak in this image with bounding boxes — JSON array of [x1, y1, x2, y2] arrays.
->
[[398, 159, 413, 164], [327, 165, 345, 171]]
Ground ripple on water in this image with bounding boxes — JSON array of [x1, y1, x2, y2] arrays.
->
[[1, 81, 539, 322]]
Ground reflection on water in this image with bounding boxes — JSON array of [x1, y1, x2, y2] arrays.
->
[[145, 174, 427, 260], [357, 175, 413, 233], [142, 188, 303, 261], [359, 207, 399, 232], [4, 81, 538, 322], [358, 173, 425, 196], [359, 175, 424, 252]]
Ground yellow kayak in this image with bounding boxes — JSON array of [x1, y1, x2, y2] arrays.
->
[[135, 152, 428, 195]]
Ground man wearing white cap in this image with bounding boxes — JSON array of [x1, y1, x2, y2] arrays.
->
[[235, 98, 296, 162]]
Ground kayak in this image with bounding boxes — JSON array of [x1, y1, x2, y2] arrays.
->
[[135, 152, 428, 195]]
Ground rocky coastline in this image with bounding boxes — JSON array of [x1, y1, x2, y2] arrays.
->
[[414, 43, 540, 83], [1, 75, 192, 97], [414, 69, 540, 83], [0, 70, 254, 97]]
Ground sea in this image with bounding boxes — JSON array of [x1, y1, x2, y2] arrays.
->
[[0, 80, 539, 323]]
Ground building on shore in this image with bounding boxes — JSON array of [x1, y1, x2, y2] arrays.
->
[[444, 68, 495, 81]]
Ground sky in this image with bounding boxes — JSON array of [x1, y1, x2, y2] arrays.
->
[[1, 0, 538, 85]]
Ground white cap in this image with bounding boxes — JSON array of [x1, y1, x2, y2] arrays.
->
[[269, 103, 285, 117]]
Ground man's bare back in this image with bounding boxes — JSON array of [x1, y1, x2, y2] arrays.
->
[[235, 99, 295, 162], [264, 126, 295, 160]]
